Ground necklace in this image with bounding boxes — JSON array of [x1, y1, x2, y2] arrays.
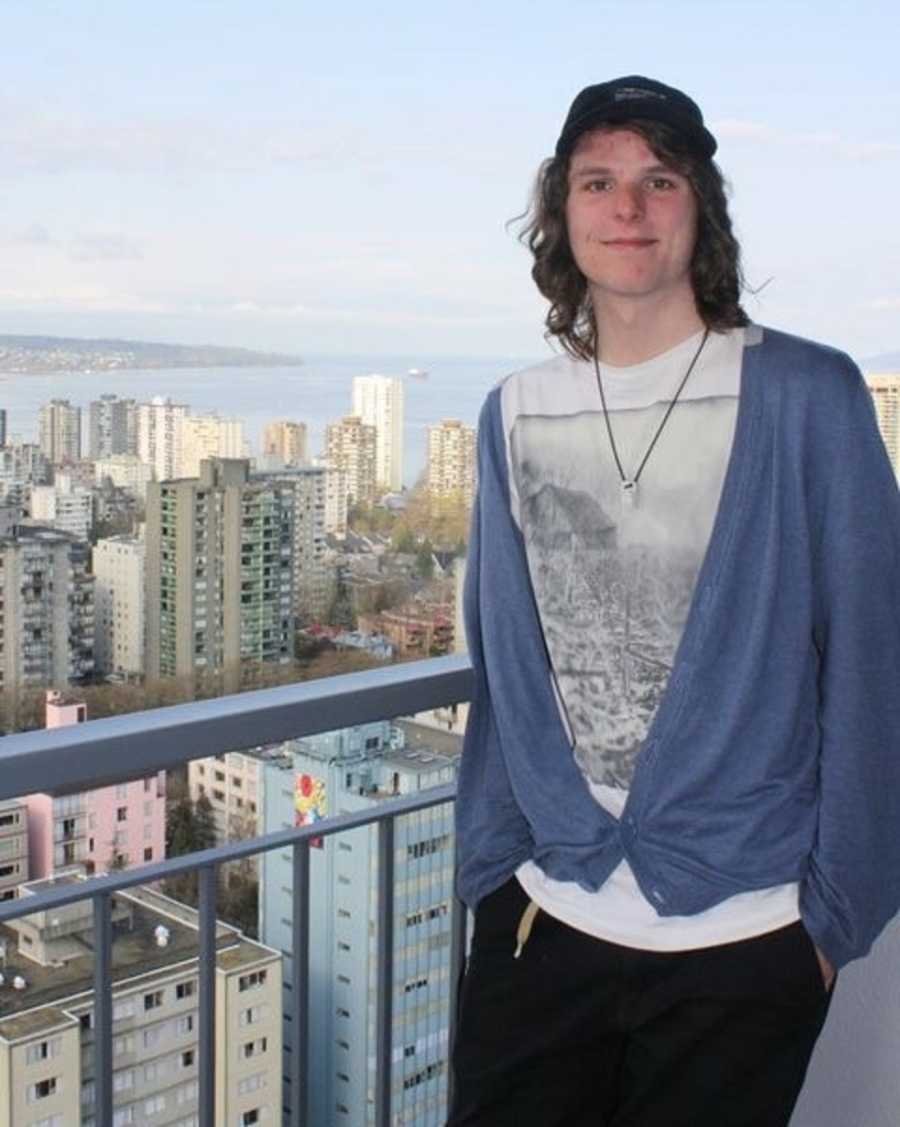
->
[[592, 328, 710, 510]]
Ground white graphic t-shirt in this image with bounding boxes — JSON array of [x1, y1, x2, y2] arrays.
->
[[509, 326, 800, 950]]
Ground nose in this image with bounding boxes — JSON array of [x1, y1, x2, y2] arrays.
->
[[614, 184, 644, 222]]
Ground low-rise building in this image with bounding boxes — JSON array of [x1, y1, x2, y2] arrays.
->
[[0, 874, 282, 1127]]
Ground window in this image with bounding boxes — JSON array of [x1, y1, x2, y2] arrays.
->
[[242, 1037, 267, 1059], [80, 1012, 93, 1031], [181, 1050, 195, 1068], [142, 1027, 160, 1049], [27, 1077, 58, 1102], [113, 1109, 134, 1127], [26, 1038, 61, 1064], [116, 806, 128, 822], [30, 1115, 63, 1127], [239, 1006, 263, 1026], [113, 1070, 134, 1092], [237, 1072, 265, 1095], [176, 1080, 198, 1104], [116, 784, 128, 800], [241, 1111, 260, 1126], [176, 1015, 195, 1035], [144, 777, 152, 792], [176, 979, 196, 1000], [143, 1095, 165, 1116], [143, 1062, 158, 1083], [144, 990, 163, 1011], [143, 847, 153, 862], [238, 969, 267, 992], [113, 999, 135, 1020]]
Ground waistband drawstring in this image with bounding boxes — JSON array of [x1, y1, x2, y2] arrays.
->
[[513, 899, 540, 959]]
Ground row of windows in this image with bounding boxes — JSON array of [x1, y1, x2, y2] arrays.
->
[[405, 903, 449, 928], [407, 833, 451, 860]]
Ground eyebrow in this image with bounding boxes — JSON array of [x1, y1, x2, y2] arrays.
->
[[569, 163, 679, 179]]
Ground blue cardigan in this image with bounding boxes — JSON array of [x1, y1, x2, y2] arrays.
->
[[455, 326, 900, 969]]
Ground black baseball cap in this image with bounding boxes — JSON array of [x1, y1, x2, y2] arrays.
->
[[555, 76, 717, 160]]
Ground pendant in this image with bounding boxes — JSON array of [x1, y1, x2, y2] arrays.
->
[[621, 479, 637, 510]]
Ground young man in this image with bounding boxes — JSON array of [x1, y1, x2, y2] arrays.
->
[[448, 77, 900, 1127]]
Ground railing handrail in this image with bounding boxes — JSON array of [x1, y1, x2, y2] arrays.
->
[[0, 781, 458, 924], [0, 653, 473, 801]]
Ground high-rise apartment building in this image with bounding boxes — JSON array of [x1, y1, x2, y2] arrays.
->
[[0, 444, 49, 496], [0, 408, 6, 447], [0, 527, 94, 695], [0, 800, 29, 901], [94, 453, 154, 500], [867, 373, 900, 478], [29, 484, 93, 541], [88, 394, 135, 459], [137, 397, 188, 483], [145, 459, 294, 689], [351, 375, 404, 494], [262, 420, 308, 468], [38, 399, 81, 465], [426, 419, 477, 508], [324, 416, 377, 509], [260, 720, 460, 1126], [0, 875, 282, 1127], [254, 467, 328, 622], [179, 415, 245, 478], [92, 536, 146, 677]]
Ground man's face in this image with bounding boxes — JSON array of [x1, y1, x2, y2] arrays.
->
[[565, 128, 699, 310]]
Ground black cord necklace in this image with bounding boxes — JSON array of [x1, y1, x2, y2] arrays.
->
[[592, 327, 710, 509]]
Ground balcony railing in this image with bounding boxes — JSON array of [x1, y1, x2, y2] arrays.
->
[[0, 654, 473, 1127]]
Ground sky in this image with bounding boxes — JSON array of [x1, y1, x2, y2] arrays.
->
[[2, 0, 899, 362]]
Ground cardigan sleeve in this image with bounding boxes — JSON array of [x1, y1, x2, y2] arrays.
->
[[800, 362, 900, 968], [453, 386, 621, 909]]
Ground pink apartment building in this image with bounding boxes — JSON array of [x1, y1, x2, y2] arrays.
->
[[23, 690, 166, 878]]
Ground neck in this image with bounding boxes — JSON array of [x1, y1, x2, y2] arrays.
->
[[591, 290, 706, 366]]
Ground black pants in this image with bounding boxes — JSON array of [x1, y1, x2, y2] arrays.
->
[[447, 878, 834, 1127]]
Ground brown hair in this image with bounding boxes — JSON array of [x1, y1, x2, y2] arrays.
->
[[519, 119, 749, 361]]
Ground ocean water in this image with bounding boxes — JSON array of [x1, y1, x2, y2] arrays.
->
[[0, 353, 539, 487]]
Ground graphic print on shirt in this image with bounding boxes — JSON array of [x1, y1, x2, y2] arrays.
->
[[509, 396, 737, 790]]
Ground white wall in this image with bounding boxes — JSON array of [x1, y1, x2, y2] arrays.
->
[[792, 916, 900, 1127]]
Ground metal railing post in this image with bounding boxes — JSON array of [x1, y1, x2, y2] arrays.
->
[[375, 817, 396, 1127], [198, 865, 218, 1127], [291, 840, 311, 1127], [93, 892, 113, 1127]]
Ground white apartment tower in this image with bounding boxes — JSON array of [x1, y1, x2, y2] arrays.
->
[[29, 484, 93, 542], [0, 527, 94, 695], [324, 417, 377, 509], [426, 419, 477, 508], [92, 535, 146, 676], [179, 415, 246, 478], [137, 397, 188, 483], [867, 373, 900, 478], [38, 399, 81, 465], [351, 375, 404, 494]]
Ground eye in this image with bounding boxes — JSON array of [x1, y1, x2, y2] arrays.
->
[[584, 178, 613, 193], [646, 176, 678, 191]]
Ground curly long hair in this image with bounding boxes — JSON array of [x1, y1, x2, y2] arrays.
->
[[519, 119, 749, 360]]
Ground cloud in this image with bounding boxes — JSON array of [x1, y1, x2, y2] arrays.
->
[[68, 232, 144, 262], [15, 223, 54, 245], [0, 285, 166, 313], [0, 96, 370, 176], [712, 118, 900, 161], [867, 296, 900, 312]]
